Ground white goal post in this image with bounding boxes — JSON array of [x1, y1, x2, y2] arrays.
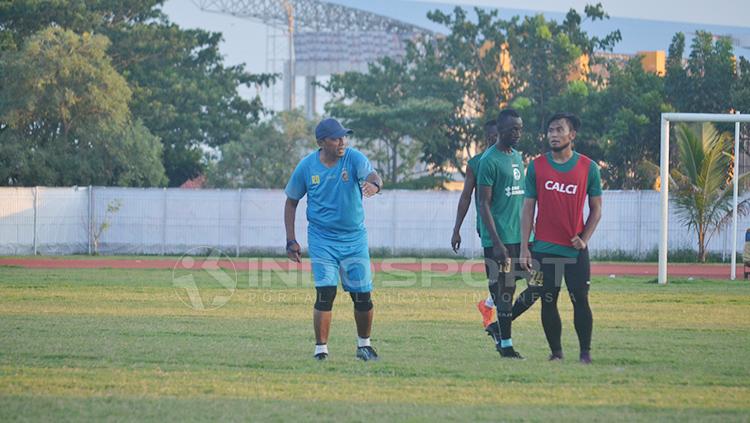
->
[[659, 112, 750, 284]]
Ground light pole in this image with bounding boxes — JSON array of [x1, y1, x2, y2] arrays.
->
[[283, 0, 295, 111]]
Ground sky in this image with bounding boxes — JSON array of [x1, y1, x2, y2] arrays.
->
[[162, 0, 750, 111]]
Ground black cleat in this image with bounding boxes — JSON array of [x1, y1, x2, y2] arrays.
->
[[549, 351, 564, 361], [485, 321, 501, 344], [356, 346, 379, 361], [313, 352, 328, 361], [497, 345, 525, 359]]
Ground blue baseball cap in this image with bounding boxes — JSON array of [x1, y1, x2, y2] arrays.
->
[[315, 118, 353, 141]]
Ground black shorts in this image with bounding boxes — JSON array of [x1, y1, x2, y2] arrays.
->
[[531, 248, 591, 293], [483, 243, 528, 283]]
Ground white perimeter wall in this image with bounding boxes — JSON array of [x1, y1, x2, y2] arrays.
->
[[0, 187, 746, 257]]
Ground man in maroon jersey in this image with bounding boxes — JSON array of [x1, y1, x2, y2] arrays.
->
[[519, 112, 603, 364]]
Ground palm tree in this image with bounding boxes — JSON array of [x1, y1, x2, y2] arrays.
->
[[670, 123, 750, 262]]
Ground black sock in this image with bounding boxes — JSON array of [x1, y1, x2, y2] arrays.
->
[[541, 289, 562, 353], [498, 312, 512, 341], [496, 282, 515, 341], [570, 290, 593, 352]]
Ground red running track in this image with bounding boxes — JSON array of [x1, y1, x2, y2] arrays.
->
[[0, 258, 745, 279]]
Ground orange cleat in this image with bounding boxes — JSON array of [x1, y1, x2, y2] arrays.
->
[[476, 300, 495, 328]]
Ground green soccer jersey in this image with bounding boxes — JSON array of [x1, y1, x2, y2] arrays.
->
[[476, 145, 525, 247], [467, 153, 484, 234]]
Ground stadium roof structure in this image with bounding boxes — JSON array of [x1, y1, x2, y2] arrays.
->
[[191, 0, 435, 35], [191, 0, 436, 113]]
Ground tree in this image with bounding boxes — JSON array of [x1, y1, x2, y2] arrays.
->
[[505, 14, 583, 138], [664, 32, 687, 109], [405, 41, 469, 176], [0, 0, 164, 49], [90, 199, 122, 255], [106, 23, 275, 185], [325, 57, 453, 184], [733, 57, 750, 148], [732, 56, 750, 114], [587, 57, 671, 189], [670, 123, 750, 262], [665, 31, 736, 114], [504, 5, 620, 155], [425, 7, 510, 119], [406, 7, 511, 176], [0, 0, 275, 186], [388, 5, 620, 175], [0, 27, 166, 186], [323, 5, 621, 181], [206, 110, 316, 188]]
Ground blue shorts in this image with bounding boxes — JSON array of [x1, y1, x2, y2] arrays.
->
[[308, 238, 373, 293]]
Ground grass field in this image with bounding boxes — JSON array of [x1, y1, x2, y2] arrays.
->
[[1, 264, 749, 421]]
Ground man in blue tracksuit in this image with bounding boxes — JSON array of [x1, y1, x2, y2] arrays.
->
[[284, 118, 383, 362]]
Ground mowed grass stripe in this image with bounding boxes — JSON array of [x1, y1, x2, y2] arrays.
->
[[1, 285, 749, 330], [1, 395, 748, 422], [2, 366, 749, 409], [1, 316, 747, 388]]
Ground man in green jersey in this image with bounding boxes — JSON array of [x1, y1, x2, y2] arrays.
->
[[477, 109, 540, 359], [451, 120, 500, 329]]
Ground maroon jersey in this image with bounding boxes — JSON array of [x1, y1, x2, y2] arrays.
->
[[533, 153, 592, 248]]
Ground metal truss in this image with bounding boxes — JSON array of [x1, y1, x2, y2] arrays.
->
[[191, 0, 432, 34]]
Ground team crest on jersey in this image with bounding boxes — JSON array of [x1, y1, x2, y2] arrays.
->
[[312, 175, 320, 185], [341, 170, 349, 182], [513, 168, 521, 181]]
